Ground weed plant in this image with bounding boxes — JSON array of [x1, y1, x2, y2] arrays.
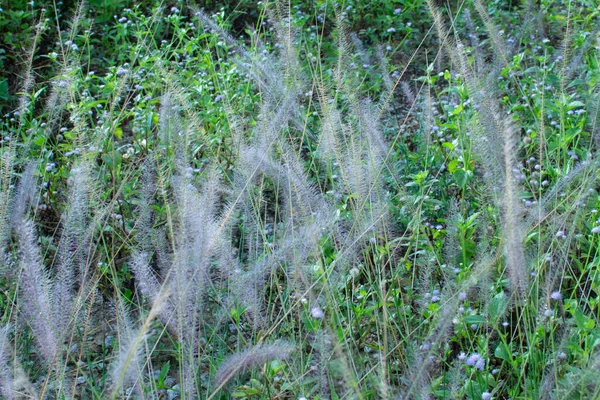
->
[[0, 0, 599, 399]]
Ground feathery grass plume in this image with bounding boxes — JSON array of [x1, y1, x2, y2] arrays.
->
[[0, 148, 15, 265], [51, 164, 90, 332], [443, 200, 463, 268], [473, 0, 511, 66], [552, 349, 600, 399], [10, 163, 38, 229], [425, 0, 452, 69], [157, 92, 183, 154], [401, 256, 495, 398], [0, 325, 14, 400], [588, 85, 600, 148], [134, 158, 160, 255], [350, 33, 371, 72], [129, 251, 169, 319], [523, 0, 545, 41], [17, 12, 46, 119], [43, 1, 87, 129], [527, 160, 596, 230], [450, 27, 529, 298], [110, 291, 167, 397], [564, 27, 600, 83], [267, 2, 305, 90], [400, 81, 415, 106], [163, 170, 224, 396], [462, 9, 485, 74], [419, 87, 435, 147], [212, 341, 295, 390], [317, 100, 343, 162], [375, 45, 394, 94], [16, 219, 58, 364], [499, 118, 529, 299], [310, 332, 332, 400], [0, 326, 37, 399]]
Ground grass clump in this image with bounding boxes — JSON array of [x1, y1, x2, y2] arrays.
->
[[0, 0, 599, 399]]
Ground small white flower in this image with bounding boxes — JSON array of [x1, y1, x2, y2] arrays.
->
[[482, 392, 492, 400]]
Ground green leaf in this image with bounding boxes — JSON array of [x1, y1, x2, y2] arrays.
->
[[488, 291, 507, 322], [453, 168, 473, 188], [448, 160, 459, 173], [101, 150, 122, 170], [464, 315, 486, 324], [495, 342, 511, 362], [451, 104, 464, 116], [0, 79, 8, 101], [157, 361, 170, 386]]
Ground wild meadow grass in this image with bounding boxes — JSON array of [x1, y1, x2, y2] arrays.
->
[[0, 0, 599, 398]]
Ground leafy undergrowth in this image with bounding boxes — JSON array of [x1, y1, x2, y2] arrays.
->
[[0, 0, 599, 399]]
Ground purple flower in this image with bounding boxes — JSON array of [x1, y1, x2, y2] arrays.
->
[[465, 353, 485, 371], [482, 392, 492, 400], [550, 291, 562, 301], [311, 306, 324, 319]]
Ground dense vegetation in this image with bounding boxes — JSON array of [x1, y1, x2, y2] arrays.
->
[[0, 0, 599, 399]]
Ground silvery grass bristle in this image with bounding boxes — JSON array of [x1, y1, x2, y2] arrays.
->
[[212, 342, 295, 390], [0, 325, 14, 400], [425, 0, 531, 299], [16, 219, 58, 364], [110, 289, 168, 398]]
